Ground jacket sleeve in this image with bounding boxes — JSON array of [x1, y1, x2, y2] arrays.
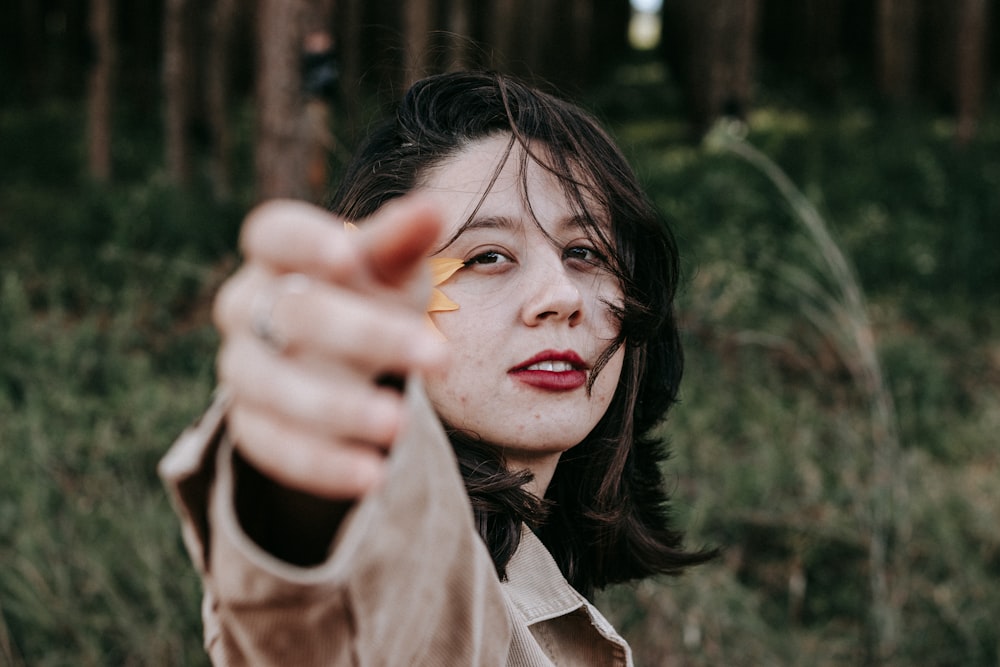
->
[[158, 380, 512, 666]]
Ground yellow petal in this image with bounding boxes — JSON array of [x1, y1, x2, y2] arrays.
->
[[425, 313, 448, 341], [427, 288, 460, 313], [426, 257, 463, 323], [429, 257, 464, 286]]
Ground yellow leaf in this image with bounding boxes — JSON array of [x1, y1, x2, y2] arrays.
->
[[427, 257, 463, 314]]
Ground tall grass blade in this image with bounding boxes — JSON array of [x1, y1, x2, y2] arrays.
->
[[707, 120, 906, 664]]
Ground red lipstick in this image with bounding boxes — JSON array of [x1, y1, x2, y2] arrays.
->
[[509, 350, 588, 391]]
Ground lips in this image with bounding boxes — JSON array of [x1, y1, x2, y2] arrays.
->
[[509, 350, 588, 391]]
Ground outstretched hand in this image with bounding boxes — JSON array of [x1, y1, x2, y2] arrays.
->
[[212, 197, 448, 500]]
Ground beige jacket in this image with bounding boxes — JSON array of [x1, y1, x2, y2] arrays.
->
[[159, 382, 634, 666]]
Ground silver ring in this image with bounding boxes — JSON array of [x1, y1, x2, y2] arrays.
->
[[251, 273, 311, 353]]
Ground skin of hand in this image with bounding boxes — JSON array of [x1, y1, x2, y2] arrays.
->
[[212, 196, 449, 501]]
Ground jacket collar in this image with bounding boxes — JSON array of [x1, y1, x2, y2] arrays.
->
[[501, 526, 585, 625]]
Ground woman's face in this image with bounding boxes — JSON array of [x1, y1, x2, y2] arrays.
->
[[418, 135, 625, 469]]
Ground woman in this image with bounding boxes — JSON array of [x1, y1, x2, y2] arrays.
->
[[160, 71, 715, 666]]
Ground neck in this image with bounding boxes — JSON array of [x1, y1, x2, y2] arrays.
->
[[503, 451, 561, 498]]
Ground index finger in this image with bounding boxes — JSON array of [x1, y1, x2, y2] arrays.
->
[[240, 197, 444, 290], [352, 195, 444, 288]]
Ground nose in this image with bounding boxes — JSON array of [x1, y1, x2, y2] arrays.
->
[[520, 260, 584, 326]]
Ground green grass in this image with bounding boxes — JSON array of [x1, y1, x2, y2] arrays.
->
[[1, 102, 230, 665], [0, 271, 218, 666], [2, 68, 998, 665]]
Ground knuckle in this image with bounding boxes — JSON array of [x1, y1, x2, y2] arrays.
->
[[212, 269, 252, 331], [240, 201, 284, 253]]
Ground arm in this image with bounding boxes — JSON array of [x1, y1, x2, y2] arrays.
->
[[161, 382, 511, 666], [160, 200, 512, 665]]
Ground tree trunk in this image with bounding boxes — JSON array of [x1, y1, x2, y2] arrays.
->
[[86, 0, 115, 182], [302, 0, 337, 201], [256, 0, 308, 200], [163, 0, 192, 186], [725, 0, 760, 116], [18, 0, 44, 101], [338, 0, 364, 138], [920, 1, 953, 105], [446, 0, 472, 71], [257, 0, 336, 201], [121, 0, 165, 115], [403, 0, 434, 90], [566, 0, 595, 88], [876, 0, 918, 101], [591, 0, 632, 77], [488, 0, 519, 72], [523, 0, 555, 81], [531, 0, 595, 91], [802, 0, 843, 98], [954, 0, 989, 144], [207, 0, 238, 200], [662, 0, 760, 136]]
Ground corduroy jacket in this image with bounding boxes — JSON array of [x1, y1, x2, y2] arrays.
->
[[159, 380, 633, 666]]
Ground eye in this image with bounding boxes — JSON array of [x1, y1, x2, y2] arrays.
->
[[564, 245, 606, 266], [465, 250, 512, 266]]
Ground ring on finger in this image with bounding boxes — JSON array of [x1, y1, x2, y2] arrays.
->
[[251, 273, 311, 354]]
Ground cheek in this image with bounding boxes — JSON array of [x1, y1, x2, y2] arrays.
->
[[422, 363, 464, 429], [593, 347, 626, 406], [428, 310, 485, 368], [590, 279, 625, 336], [423, 315, 491, 413]]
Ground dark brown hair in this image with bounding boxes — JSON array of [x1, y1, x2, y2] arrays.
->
[[328, 71, 715, 597]]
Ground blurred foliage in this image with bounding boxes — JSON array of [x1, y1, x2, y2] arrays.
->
[[2, 59, 998, 665], [0, 99, 237, 667], [594, 61, 1000, 667]]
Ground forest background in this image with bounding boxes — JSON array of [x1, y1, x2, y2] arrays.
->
[[1, 0, 999, 665]]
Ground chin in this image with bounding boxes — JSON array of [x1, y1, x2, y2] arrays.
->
[[497, 427, 587, 456]]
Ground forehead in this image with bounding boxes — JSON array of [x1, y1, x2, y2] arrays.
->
[[417, 134, 606, 231], [419, 135, 539, 197]]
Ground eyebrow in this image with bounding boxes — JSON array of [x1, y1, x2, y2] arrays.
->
[[460, 214, 592, 235], [459, 215, 518, 233], [436, 213, 601, 255]]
